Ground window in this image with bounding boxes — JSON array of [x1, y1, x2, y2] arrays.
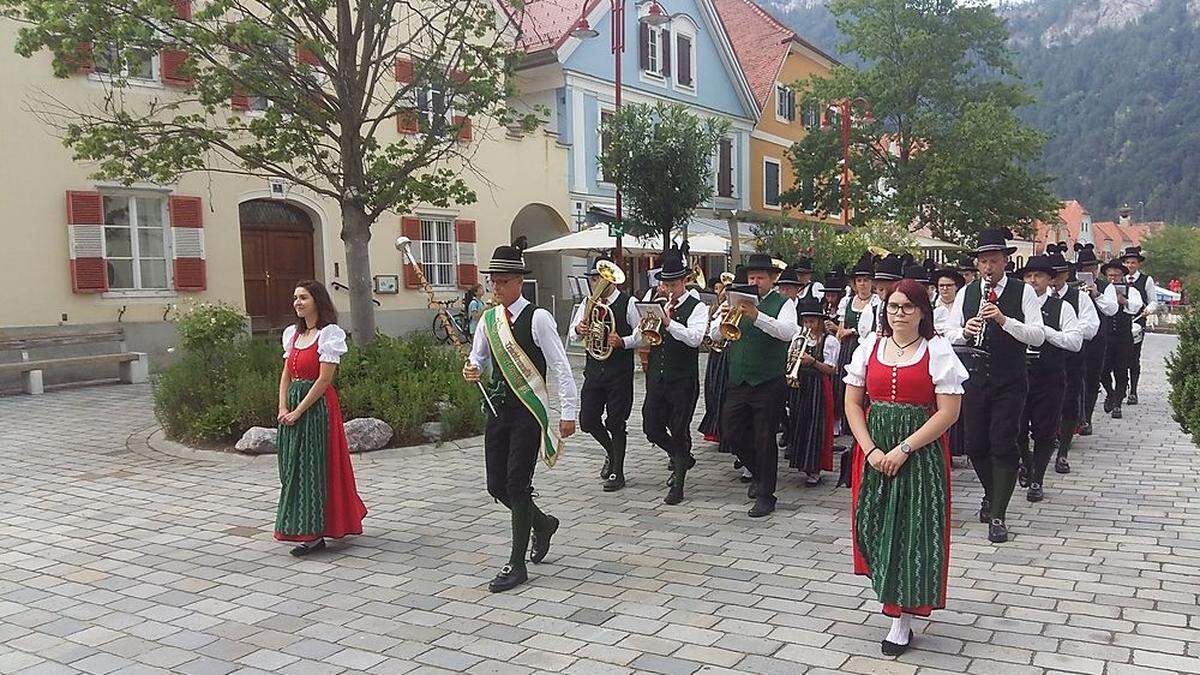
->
[[717, 138, 734, 199], [103, 195, 169, 290], [776, 84, 796, 123], [421, 218, 456, 287], [675, 34, 694, 88], [599, 108, 615, 183], [801, 101, 821, 130], [94, 47, 158, 82], [764, 159, 781, 209], [417, 85, 449, 135], [638, 21, 664, 77]]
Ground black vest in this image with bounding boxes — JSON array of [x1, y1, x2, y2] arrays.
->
[[489, 304, 547, 403], [1110, 298, 1134, 343], [1058, 286, 1088, 373], [1129, 274, 1150, 326], [963, 278, 1028, 381], [583, 290, 635, 381], [647, 295, 701, 383], [1027, 295, 1066, 375]]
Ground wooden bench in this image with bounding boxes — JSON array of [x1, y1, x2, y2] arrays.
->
[[0, 327, 149, 395]]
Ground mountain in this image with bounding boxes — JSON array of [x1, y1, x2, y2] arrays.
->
[[764, 0, 1200, 225]]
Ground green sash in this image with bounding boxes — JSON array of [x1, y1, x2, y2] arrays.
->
[[483, 306, 562, 468]]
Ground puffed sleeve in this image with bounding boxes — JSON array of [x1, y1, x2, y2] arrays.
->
[[316, 324, 349, 364], [843, 332, 878, 388], [281, 325, 297, 360], [928, 336, 969, 394]]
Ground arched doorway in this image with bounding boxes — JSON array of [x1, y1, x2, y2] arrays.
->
[[512, 203, 573, 327], [240, 200, 316, 330]]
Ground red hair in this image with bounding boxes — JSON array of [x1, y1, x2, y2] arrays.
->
[[880, 279, 935, 340]]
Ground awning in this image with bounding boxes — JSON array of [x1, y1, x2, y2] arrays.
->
[[525, 224, 745, 257]]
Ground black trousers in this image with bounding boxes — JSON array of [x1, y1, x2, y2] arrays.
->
[[1128, 335, 1144, 395], [963, 373, 1028, 517], [579, 372, 634, 451], [643, 377, 700, 461], [722, 377, 787, 503], [1083, 335, 1107, 423], [1020, 368, 1066, 486], [484, 401, 542, 506], [1104, 335, 1132, 403]]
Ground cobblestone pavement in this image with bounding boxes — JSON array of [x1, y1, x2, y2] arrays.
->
[[1, 334, 1197, 675]]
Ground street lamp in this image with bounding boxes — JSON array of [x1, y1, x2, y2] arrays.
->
[[827, 97, 872, 228], [570, 0, 668, 267]]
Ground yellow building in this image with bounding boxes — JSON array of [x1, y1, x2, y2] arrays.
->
[[712, 0, 837, 219], [0, 11, 570, 383]]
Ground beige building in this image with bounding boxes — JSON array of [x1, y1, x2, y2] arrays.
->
[[0, 16, 571, 376]]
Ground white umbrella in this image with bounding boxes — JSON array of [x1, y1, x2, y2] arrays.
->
[[524, 225, 662, 256], [683, 233, 731, 255]]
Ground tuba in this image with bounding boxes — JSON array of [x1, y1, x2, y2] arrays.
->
[[583, 259, 626, 360]]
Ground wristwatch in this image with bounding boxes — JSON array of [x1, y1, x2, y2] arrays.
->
[[900, 441, 914, 455]]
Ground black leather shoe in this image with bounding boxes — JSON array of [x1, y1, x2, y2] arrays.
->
[[881, 629, 913, 657], [1027, 483, 1044, 502], [1078, 421, 1093, 436], [1103, 395, 1114, 413], [748, 497, 776, 518], [1127, 392, 1139, 405], [529, 516, 559, 564], [988, 519, 1009, 543], [488, 564, 528, 592], [1018, 462, 1030, 488], [979, 499, 991, 524], [804, 474, 823, 487], [290, 538, 325, 557], [1112, 406, 1122, 419], [1055, 456, 1071, 474], [603, 474, 626, 492], [600, 457, 611, 481], [747, 481, 759, 499], [663, 487, 684, 505]]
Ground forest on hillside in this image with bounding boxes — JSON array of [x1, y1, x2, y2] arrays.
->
[[768, 0, 1200, 224]]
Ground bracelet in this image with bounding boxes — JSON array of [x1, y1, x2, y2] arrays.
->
[[863, 446, 879, 458]]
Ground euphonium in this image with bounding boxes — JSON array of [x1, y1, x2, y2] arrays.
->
[[583, 259, 626, 360]]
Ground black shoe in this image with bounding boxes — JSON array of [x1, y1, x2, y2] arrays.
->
[[488, 564, 528, 592], [988, 519, 1009, 543], [1078, 421, 1093, 436], [529, 516, 559, 564], [603, 473, 626, 492], [804, 474, 823, 487], [979, 499, 991, 524], [290, 538, 325, 557], [1018, 462, 1030, 488], [747, 482, 759, 499], [748, 497, 776, 518], [1103, 395, 1114, 413], [739, 472, 753, 484], [1127, 392, 1139, 405], [1112, 406, 1122, 419], [600, 457, 611, 481], [1027, 483, 1044, 502], [1055, 456, 1071, 474], [881, 629, 913, 657], [663, 487, 684, 505]]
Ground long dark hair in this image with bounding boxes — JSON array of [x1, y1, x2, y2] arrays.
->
[[464, 283, 482, 307], [880, 279, 935, 340], [294, 280, 338, 333]]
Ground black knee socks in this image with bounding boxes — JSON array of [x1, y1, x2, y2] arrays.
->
[[609, 433, 627, 478], [1058, 418, 1076, 459], [509, 498, 533, 569], [991, 460, 1018, 521], [1031, 438, 1056, 486]]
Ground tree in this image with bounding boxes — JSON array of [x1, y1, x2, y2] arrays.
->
[[1141, 225, 1200, 297], [0, 0, 543, 344], [781, 0, 1061, 244], [753, 217, 916, 278], [598, 102, 729, 252]]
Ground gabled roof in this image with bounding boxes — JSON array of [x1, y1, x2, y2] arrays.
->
[[710, 0, 839, 111], [497, 0, 603, 54]]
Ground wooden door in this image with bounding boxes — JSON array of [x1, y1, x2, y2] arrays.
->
[[240, 202, 315, 331]]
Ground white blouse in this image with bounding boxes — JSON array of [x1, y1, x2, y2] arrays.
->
[[842, 333, 969, 395], [282, 324, 349, 364]]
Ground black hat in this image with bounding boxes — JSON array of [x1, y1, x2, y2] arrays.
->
[[903, 263, 931, 284], [795, 296, 830, 320], [824, 267, 848, 292], [655, 248, 689, 281], [972, 228, 1018, 256], [1016, 254, 1056, 277], [1120, 246, 1145, 262], [480, 245, 532, 275], [933, 268, 965, 288], [776, 267, 802, 286], [873, 254, 903, 281], [1101, 259, 1129, 276], [957, 255, 977, 272], [791, 257, 814, 273], [851, 252, 874, 277], [1047, 251, 1072, 274], [733, 265, 747, 284], [587, 254, 614, 276], [743, 253, 780, 273], [1074, 243, 1100, 267]]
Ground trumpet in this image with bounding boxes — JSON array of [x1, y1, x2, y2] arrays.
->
[[702, 272, 735, 352], [785, 327, 818, 388], [582, 260, 626, 360], [640, 287, 669, 347]]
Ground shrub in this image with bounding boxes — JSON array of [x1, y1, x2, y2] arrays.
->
[[172, 301, 249, 363], [1167, 306, 1200, 445]]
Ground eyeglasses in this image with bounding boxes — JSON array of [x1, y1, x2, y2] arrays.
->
[[885, 302, 919, 316], [936, 283, 958, 290]]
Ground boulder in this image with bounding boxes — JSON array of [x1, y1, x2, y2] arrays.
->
[[420, 421, 444, 443], [236, 427, 278, 454], [344, 417, 394, 453]]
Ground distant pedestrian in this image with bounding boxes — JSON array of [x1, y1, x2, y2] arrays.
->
[[275, 281, 367, 556], [465, 283, 485, 335]]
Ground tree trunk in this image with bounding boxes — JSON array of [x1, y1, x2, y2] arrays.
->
[[728, 215, 742, 266], [341, 202, 377, 346]]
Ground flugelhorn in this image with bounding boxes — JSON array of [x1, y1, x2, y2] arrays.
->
[[719, 304, 744, 342]]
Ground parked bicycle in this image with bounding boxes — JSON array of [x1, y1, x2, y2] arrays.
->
[[431, 299, 471, 345]]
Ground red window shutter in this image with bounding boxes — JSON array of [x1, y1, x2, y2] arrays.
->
[[297, 44, 320, 66], [397, 108, 419, 134], [66, 191, 107, 293], [450, 69, 469, 86], [169, 195, 206, 291], [160, 49, 191, 85], [395, 57, 414, 83], [453, 115, 472, 142], [231, 93, 250, 110], [76, 42, 95, 74], [174, 0, 192, 19], [455, 219, 478, 290], [402, 217, 423, 288]]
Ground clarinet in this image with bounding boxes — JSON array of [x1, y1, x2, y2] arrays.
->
[[973, 278, 992, 349]]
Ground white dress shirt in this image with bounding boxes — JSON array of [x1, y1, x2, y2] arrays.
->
[[1128, 272, 1158, 315], [709, 289, 799, 342], [659, 295, 709, 348], [1036, 291, 1083, 352], [820, 333, 841, 365], [1088, 281, 1119, 317], [1054, 284, 1099, 341], [933, 299, 955, 337], [855, 294, 883, 337], [1116, 280, 1144, 316], [568, 287, 641, 350], [947, 275, 1045, 347], [469, 296, 580, 421]]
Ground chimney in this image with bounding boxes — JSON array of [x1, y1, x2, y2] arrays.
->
[[1119, 204, 1133, 226]]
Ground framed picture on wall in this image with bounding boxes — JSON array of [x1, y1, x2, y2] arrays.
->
[[373, 274, 400, 294]]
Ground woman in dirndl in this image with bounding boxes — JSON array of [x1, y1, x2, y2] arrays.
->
[[837, 255, 879, 429], [844, 279, 967, 656], [932, 267, 968, 457], [275, 281, 367, 556], [785, 297, 840, 486]]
